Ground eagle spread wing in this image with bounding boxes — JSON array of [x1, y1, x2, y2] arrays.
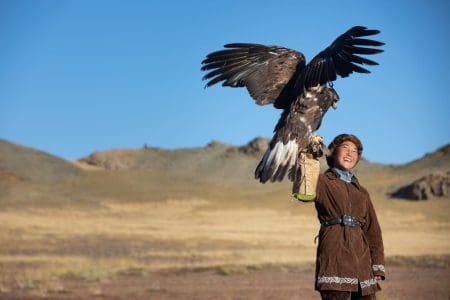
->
[[202, 44, 304, 107], [201, 26, 384, 183]]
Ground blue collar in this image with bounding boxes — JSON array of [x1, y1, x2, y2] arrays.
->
[[332, 167, 353, 183]]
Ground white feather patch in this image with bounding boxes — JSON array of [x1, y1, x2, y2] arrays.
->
[[265, 140, 298, 179]]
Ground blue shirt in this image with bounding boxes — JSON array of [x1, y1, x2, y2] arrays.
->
[[332, 167, 353, 183]]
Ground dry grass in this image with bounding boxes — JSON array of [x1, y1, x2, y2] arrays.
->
[[0, 193, 449, 293]]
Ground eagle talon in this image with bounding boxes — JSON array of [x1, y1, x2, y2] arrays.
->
[[312, 134, 323, 145], [309, 134, 325, 158]]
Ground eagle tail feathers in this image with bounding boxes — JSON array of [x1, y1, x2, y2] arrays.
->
[[255, 140, 298, 183]]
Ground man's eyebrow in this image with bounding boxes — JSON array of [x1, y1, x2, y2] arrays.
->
[[341, 144, 357, 150]]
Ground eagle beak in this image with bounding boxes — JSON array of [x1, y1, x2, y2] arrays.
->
[[332, 101, 338, 109]]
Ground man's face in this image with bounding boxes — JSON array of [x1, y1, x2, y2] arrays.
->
[[333, 141, 359, 171]]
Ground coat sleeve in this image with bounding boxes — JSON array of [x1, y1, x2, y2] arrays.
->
[[362, 194, 386, 280]]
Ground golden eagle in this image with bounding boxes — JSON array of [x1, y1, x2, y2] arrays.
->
[[201, 26, 384, 183]]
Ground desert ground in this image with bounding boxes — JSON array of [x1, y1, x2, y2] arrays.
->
[[0, 197, 449, 299]]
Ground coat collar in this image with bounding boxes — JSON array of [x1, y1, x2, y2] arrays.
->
[[332, 167, 353, 183], [325, 168, 362, 190]]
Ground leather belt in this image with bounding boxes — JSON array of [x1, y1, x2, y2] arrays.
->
[[321, 214, 362, 227]]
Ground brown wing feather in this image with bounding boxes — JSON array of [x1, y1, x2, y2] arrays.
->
[[298, 26, 384, 90], [201, 43, 305, 107]]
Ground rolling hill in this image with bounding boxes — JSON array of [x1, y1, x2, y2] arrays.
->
[[0, 138, 448, 208], [0, 139, 82, 184]]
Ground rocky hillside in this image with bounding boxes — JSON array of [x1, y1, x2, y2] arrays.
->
[[78, 138, 271, 184], [0, 138, 449, 206], [391, 172, 450, 200]]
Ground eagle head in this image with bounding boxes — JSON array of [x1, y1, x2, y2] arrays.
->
[[331, 90, 340, 110]]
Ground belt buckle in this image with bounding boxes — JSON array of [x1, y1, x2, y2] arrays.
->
[[342, 214, 354, 227]]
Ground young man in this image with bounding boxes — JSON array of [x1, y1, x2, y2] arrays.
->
[[314, 134, 385, 300]]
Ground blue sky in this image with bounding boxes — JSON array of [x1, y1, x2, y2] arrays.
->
[[1, 0, 449, 164]]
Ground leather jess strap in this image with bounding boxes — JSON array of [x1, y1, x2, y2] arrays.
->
[[321, 214, 362, 227]]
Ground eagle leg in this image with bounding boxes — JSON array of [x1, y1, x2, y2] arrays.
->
[[308, 133, 328, 158]]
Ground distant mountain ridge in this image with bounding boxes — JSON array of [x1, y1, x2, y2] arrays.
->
[[78, 138, 271, 184], [78, 139, 449, 170], [0, 138, 450, 202], [79, 137, 270, 171], [396, 144, 450, 171], [1, 138, 449, 179]]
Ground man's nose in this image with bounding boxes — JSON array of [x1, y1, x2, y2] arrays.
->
[[345, 149, 354, 156]]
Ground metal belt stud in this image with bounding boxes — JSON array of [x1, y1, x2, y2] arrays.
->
[[321, 214, 362, 228]]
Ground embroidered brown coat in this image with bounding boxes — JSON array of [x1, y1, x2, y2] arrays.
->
[[315, 169, 385, 296]]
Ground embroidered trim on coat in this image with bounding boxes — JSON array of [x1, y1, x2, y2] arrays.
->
[[372, 264, 385, 272], [317, 276, 358, 285], [360, 278, 377, 289]]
